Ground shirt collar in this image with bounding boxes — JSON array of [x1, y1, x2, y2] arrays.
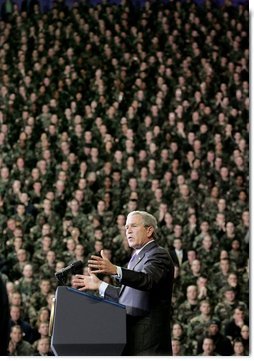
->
[[135, 240, 155, 255]]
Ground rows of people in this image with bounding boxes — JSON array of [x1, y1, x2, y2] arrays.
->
[[0, 0, 249, 356]]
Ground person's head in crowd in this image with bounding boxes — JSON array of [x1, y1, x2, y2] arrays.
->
[[30, 168, 41, 182], [172, 338, 183, 356], [22, 263, 34, 279], [41, 223, 52, 237], [94, 227, 103, 241], [232, 305, 246, 325], [41, 235, 53, 251], [37, 321, 49, 338], [215, 212, 226, 228], [36, 337, 51, 356], [201, 336, 216, 356], [208, 186, 219, 201], [163, 212, 173, 227], [11, 180, 22, 194], [218, 257, 231, 274], [172, 322, 185, 340], [36, 307, 50, 326], [173, 238, 183, 251], [196, 274, 208, 289], [94, 240, 103, 255], [225, 221, 235, 236], [45, 250, 56, 266], [6, 218, 17, 233], [186, 249, 197, 264], [173, 224, 182, 238], [199, 220, 209, 234], [38, 279, 51, 296], [13, 236, 24, 252], [190, 259, 202, 276], [232, 337, 246, 356], [226, 272, 239, 287], [68, 199, 80, 214], [188, 212, 197, 226], [42, 198, 52, 212], [186, 285, 198, 303], [221, 285, 236, 303], [126, 198, 138, 213], [10, 305, 22, 323], [17, 248, 29, 264], [207, 318, 221, 337], [10, 291, 23, 307], [238, 190, 248, 203], [240, 324, 249, 342], [199, 299, 212, 317], [6, 282, 17, 301], [74, 243, 85, 259], [201, 234, 213, 251], [0, 165, 10, 181], [55, 261, 65, 274], [9, 325, 23, 349], [65, 237, 77, 252], [116, 214, 126, 227]]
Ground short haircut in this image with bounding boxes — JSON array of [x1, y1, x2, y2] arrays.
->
[[127, 211, 158, 237]]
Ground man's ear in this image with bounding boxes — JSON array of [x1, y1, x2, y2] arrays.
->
[[146, 226, 154, 237]]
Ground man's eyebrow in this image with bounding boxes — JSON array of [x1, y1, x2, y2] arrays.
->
[[125, 223, 140, 228]]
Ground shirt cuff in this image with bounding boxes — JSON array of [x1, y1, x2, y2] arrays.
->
[[112, 266, 122, 281], [99, 281, 109, 297]]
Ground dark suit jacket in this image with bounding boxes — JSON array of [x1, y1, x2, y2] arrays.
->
[[169, 248, 188, 267], [104, 241, 174, 356], [0, 275, 10, 355]]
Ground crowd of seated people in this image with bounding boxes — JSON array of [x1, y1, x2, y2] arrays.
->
[[0, 0, 249, 355]]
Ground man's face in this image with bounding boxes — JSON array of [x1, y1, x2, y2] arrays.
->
[[125, 214, 152, 250], [203, 338, 214, 354], [208, 324, 219, 336], [11, 327, 22, 343]]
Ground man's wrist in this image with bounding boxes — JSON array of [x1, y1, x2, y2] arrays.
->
[[112, 266, 122, 281]]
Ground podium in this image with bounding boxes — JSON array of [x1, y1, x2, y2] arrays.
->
[[50, 286, 126, 356]]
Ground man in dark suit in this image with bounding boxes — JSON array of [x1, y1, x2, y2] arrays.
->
[[0, 274, 10, 355], [72, 210, 174, 355], [169, 238, 188, 267]]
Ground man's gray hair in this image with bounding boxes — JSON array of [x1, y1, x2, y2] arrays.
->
[[128, 211, 158, 236]]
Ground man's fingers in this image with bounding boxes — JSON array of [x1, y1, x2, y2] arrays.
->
[[90, 255, 102, 260], [88, 262, 102, 269], [73, 274, 85, 279], [77, 286, 87, 291], [101, 249, 109, 259], [89, 269, 103, 274]]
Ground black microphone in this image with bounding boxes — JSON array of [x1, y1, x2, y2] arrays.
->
[[55, 260, 83, 278]]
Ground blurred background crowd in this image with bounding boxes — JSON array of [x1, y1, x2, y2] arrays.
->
[[0, 0, 249, 356]]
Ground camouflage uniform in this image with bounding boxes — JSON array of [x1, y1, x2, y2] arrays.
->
[[187, 315, 212, 342], [9, 340, 34, 356], [176, 300, 200, 327]]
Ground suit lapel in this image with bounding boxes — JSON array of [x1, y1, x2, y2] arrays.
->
[[119, 242, 157, 296]]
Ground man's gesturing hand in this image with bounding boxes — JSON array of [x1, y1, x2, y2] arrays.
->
[[88, 250, 118, 275], [72, 272, 101, 291]]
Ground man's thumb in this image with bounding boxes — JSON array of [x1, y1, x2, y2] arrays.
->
[[100, 249, 108, 259]]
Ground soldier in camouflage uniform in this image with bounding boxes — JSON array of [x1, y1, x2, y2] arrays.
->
[[16, 263, 38, 307], [175, 285, 200, 327], [214, 286, 248, 329], [28, 279, 52, 326], [187, 299, 213, 344], [8, 325, 34, 356], [171, 322, 195, 356]]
